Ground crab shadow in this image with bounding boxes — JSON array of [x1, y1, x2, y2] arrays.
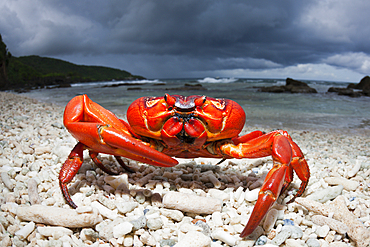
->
[[67, 155, 296, 207]]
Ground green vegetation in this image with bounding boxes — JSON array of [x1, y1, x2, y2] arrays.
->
[[0, 34, 12, 89], [6, 55, 145, 90], [0, 34, 145, 90]]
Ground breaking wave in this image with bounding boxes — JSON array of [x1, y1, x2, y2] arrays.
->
[[197, 77, 238, 83], [72, 79, 162, 87]]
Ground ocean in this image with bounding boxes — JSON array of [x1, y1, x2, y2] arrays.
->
[[20, 77, 370, 132]]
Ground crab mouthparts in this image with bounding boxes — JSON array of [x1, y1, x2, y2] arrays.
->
[[174, 112, 196, 122], [174, 98, 195, 112]]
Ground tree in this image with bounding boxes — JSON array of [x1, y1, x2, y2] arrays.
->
[[0, 34, 12, 89]]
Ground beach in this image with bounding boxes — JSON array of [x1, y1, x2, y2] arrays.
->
[[1, 91, 370, 246]]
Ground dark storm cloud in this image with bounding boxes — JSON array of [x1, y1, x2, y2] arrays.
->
[[105, 1, 305, 60], [1, 0, 369, 80]]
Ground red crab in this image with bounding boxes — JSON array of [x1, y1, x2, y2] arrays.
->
[[59, 94, 310, 238]]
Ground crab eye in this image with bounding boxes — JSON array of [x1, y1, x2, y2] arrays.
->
[[195, 96, 206, 107], [164, 94, 176, 107]]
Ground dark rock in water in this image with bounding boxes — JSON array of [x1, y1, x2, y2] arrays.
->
[[285, 78, 317, 93], [259, 78, 317, 94], [347, 76, 370, 91], [102, 82, 145, 88], [127, 87, 142, 91], [184, 83, 203, 88], [327, 76, 370, 97], [57, 83, 72, 88], [328, 87, 347, 93], [289, 86, 317, 94], [260, 86, 286, 93], [348, 76, 370, 96], [102, 83, 121, 88], [46, 83, 72, 89], [286, 78, 308, 87], [166, 83, 206, 91], [327, 87, 362, 97], [14, 88, 31, 93]]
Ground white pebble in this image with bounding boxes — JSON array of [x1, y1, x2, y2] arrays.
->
[[285, 239, 304, 247], [34, 146, 51, 155], [22, 146, 34, 154], [328, 242, 348, 247], [15, 221, 35, 240], [104, 174, 129, 189], [147, 217, 163, 230], [311, 215, 348, 235], [2, 202, 18, 215], [75, 206, 93, 214], [347, 159, 362, 178], [324, 177, 359, 191], [271, 225, 303, 245], [38, 128, 48, 136], [316, 225, 330, 238], [306, 238, 321, 247], [16, 205, 103, 228], [263, 208, 279, 232], [113, 221, 133, 238], [244, 188, 259, 202], [254, 245, 277, 247], [115, 199, 138, 214], [140, 231, 157, 246], [160, 208, 184, 222], [37, 226, 73, 238], [91, 201, 118, 220], [163, 191, 222, 214], [179, 222, 200, 233], [124, 235, 134, 246], [211, 229, 237, 246], [28, 179, 41, 205], [208, 189, 230, 201], [0, 158, 10, 166], [212, 212, 223, 227], [306, 185, 343, 203], [98, 195, 116, 210], [1, 172, 14, 190]]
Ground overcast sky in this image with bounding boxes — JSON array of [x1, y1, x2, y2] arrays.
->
[[1, 0, 370, 82]]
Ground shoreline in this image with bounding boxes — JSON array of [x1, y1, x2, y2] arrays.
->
[[17, 87, 370, 135], [1, 91, 370, 246]]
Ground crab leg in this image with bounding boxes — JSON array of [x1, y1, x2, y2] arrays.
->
[[231, 130, 265, 144], [59, 142, 85, 209], [284, 139, 310, 203], [219, 130, 309, 238]]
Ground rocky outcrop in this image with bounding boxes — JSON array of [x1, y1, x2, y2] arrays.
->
[[327, 76, 370, 97], [327, 87, 362, 97], [347, 76, 370, 96], [259, 78, 317, 94]]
